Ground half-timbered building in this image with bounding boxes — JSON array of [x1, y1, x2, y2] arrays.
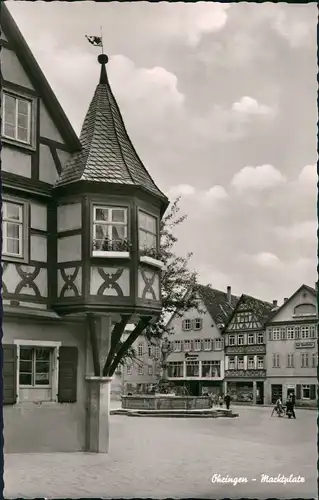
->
[[1, 4, 168, 453], [223, 294, 274, 404]]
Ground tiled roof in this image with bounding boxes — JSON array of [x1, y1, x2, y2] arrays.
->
[[196, 285, 239, 325], [56, 58, 167, 201]]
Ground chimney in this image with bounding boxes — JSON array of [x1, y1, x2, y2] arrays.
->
[[227, 286, 232, 305], [284, 297, 288, 303], [272, 300, 278, 307]]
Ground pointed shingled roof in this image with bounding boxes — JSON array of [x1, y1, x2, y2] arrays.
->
[[197, 285, 239, 325], [224, 293, 274, 331], [56, 54, 168, 202]]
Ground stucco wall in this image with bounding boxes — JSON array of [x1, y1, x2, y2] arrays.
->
[[265, 376, 317, 406], [3, 318, 87, 453], [1, 47, 34, 89]]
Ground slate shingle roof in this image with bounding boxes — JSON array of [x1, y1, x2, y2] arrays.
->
[[56, 58, 167, 201], [240, 294, 274, 323], [196, 285, 239, 325]]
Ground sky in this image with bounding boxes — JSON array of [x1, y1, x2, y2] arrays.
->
[[7, 2, 317, 304]]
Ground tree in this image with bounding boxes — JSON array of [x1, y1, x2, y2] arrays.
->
[[116, 197, 202, 376]]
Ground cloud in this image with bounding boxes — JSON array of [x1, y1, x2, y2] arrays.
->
[[254, 252, 281, 267], [231, 164, 286, 193], [204, 185, 228, 202], [168, 184, 196, 198], [297, 164, 317, 185], [274, 220, 317, 243], [272, 9, 314, 48], [163, 3, 230, 47], [232, 96, 272, 115]]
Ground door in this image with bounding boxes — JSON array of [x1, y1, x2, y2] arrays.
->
[[187, 381, 200, 396], [271, 384, 282, 404], [256, 381, 264, 404]]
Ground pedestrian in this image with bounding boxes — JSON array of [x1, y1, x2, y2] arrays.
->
[[290, 393, 296, 419], [224, 393, 231, 410], [219, 394, 223, 407]]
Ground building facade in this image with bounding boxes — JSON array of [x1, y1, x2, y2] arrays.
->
[[164, 286, 238, 396], [2, 4, 168, 452], [223, 294, 274, 404], [265, 285, 318, 407]]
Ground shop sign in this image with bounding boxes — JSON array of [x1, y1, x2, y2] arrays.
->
[[295, 341, 315, 349]]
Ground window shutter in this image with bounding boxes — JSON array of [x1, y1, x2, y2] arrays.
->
[[190, 340, 194, 352], [310, 384, 316, 400], [296, 384, 301, 400], [58, 346, 78, 403], [3, 345, 17, 405], [180, 340, 184, 351], [281, 328, 286, 340], [268, 328, 272, 341]]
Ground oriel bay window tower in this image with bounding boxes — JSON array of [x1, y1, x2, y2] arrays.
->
[[53, 54, 169, 451]]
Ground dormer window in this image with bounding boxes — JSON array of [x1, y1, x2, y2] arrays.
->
[[2, 93, 32, 145], [92, 205, 129, 256], [182, 319, 191, 331]]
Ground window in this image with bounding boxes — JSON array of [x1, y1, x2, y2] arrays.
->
[[2, 201, 25, 258], [257, 356, 264, 369], [287, 327, 295, 340], [301, 326, 310, 339], [248, 356, 254, 369], [167, 362, 183, 378], [2, 93, 32, 144], [186, 360, 199, 377], [310, 325, 317, 338], [138, 365, 144, 375], [174, 341, 181, 352], [182, 319, 191, 331], [228, 335, 235, 346], [183, 340, 191, 351], [313, 353, 318, 367], [194, 339, 201, 351], [138, 343, 143, 356], [202, 360, 221, 378], [154, 346, 159, 359], [294, 303, 316, 317], [204, 339, 211, 351], [237, 356, 244, 369], [272, 354, 280, 368], [238, 334, 244, 345], [248, 333, 254, 345], [301, 385, 310, 399], [287, 354, 294, 368], [148, 365, 153, 376], [126, 364, 132, 375], [272, 328, 281, 341], [139, 211, 157, 251], [148, 345, 153, 357], [228, 357, 235, 370], [257, 333, 264, 344], [194, 318, 203, 330], [301, 353, 309, 368], [214, 338, 222, 350], [19, 347, 52, 386], [92, 206, 128, 252]]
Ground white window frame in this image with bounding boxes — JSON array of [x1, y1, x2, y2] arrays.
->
[[92, 205, 128, 254], [301, 353, 309, 368], [247, 356, 254, 369], [154, 346, 159, 359], [194, 318, 203, 330], [287, 353, 294, 368], [301, 326, 310, 340], [287, 327, 295, 340], [126, 363, 132, 375], [214, 338, 222, 350], [272, 328, 281, 340], [204, 339, 211, 351], [228, 356, 236, 370], [148, 345, 153, 357], [148, 365, 153, 376], [138, 210, 158, 251], [138, 364, 144, 375], [301, 384, 310, 400], [257, 333, 264, 344], [184, 340, 191, 352], [238, 334, 244, 345], [257, 356, 264, 369], [137, 343, 143, 356], [14, 339, 61, 404], [237, 356, 244, 370], [174, 341, 181, 352], [2, 199, 29, 261], [272, 353, 280, 368], [182, 319, 191, 331], [185, 360, 199, 377], [247, 333, 255, 345], [228, 335, 235, 346], [167, 361, 183, 378], [313, 353, 318, 368], [194, 339, 201, 351], [2, 92, 32, 145]]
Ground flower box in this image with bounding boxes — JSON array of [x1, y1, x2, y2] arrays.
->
[[140, 255, 165, 269], [92, 250, 130, 258]]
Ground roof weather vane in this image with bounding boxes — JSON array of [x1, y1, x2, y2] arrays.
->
[[85, 26, 104, 54]]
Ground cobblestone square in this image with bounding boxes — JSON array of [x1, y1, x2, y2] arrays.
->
[[4, 405, 317, 499]]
